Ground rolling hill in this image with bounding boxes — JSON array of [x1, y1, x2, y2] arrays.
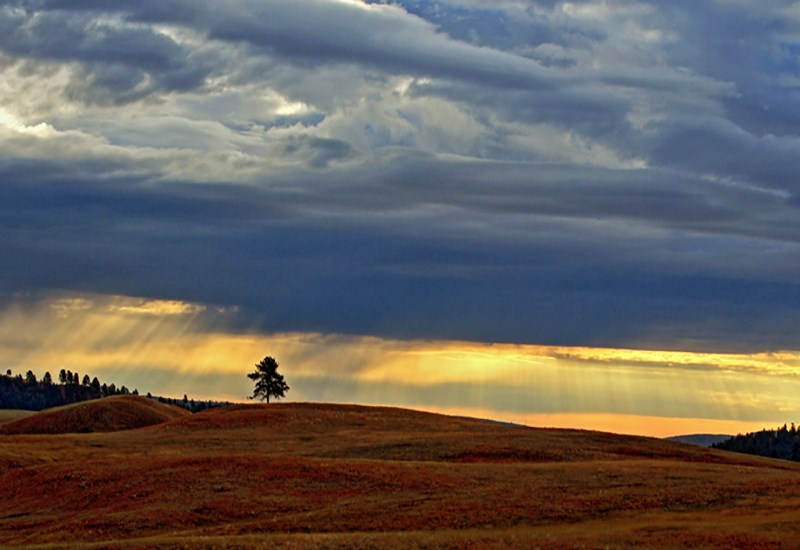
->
[[2, 401, 800, 548], [0, 395, 190, 435]]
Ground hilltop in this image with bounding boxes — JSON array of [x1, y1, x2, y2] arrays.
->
[[2, 402, 800, 548]]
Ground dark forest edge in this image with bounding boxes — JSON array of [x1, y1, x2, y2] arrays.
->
[[713, 424, 800, 462], [0, 369, 231, 414]]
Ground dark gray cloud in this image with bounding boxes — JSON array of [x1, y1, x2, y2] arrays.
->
[[0, 5, 213, 103], [408, 79, 635, 144], [647, 116, 800, 194], [1, 0, 800, 353], [2, 150, 800, 352], [19, 0, 559, 91]]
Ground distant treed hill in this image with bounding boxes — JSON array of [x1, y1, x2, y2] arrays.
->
[[0, 369, 127, 411], [713, 424, 800, 461], [150, 394, 233, 414], [0, 370, 232, 413]]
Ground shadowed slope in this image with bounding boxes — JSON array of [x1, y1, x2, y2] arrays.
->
[[0, 395, 190, 435]]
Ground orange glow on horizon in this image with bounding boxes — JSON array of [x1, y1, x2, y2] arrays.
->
[[408, 405, 772, 438], [1, 292, 799, 437]]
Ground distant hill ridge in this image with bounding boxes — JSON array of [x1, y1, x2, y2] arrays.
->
[[666, 434, 732, 447]]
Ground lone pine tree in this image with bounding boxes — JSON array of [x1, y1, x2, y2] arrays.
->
[[247, 356, 289, 403]]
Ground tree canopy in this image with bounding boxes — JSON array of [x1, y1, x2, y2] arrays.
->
[[247, 356, 289, 403], [713, 423, 800, 461]]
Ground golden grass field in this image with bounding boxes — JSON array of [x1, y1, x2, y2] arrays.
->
[[2, 397, 800, 548]]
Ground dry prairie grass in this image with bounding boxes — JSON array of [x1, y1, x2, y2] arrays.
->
[[1, 400, 800, 548]]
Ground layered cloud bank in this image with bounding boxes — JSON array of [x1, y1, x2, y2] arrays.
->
[[1, 1, 800, 352]]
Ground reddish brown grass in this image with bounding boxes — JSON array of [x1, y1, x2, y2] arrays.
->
[[2, 401, 800, 548], [0, 395, 189, 435]]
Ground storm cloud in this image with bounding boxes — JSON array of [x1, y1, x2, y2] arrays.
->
[[2, 0, 800, 352]]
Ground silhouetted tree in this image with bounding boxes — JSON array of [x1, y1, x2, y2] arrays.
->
[[91, 377, 101, 392], [59, 369, 67, 384], [42, 372, 53, 386], [25, 370, 36, 385], [5, 369, 11, 377], [82, 374, 91, 386], [247, 356, 289, 403]]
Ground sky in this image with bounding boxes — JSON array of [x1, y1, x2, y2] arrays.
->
[[2, 0, 800, 436]]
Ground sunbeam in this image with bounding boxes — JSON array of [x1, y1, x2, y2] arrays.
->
[[2, 292, 799, 437]]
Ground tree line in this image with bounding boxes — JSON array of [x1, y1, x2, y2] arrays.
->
[[151, 394, 232, 414], [1, 369, 231, 413], [0, 368, 136, 411], [2, 354, 288, 413], [713, 423, 800, 461]]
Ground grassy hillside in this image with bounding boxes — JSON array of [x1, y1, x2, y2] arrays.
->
[[0, 395, 190, 435], [2, 402, 800, 548]]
